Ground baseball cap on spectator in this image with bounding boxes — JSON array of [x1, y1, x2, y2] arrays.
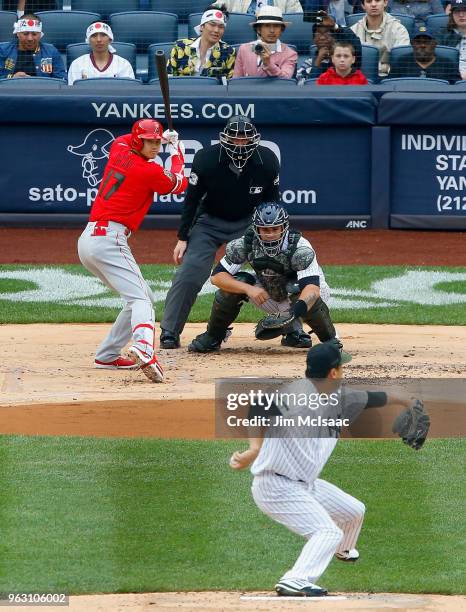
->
[[86, 22, 116, 53], [451, 0, 466, 9], [305, 339, 352, 378], [250, 6, 291, 28], [194, 9, 227, 35], [411, 24, 435, 41]]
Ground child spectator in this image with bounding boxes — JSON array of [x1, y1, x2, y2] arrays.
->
[[317, 41, 368, 83]]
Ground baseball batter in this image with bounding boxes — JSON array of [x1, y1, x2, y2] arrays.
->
[[189, 202, 337, 352], [77, 119, 187, 383], [229, 340, 430, 597]]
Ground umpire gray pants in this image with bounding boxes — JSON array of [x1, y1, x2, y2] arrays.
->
[[161, 213, 251, 336]]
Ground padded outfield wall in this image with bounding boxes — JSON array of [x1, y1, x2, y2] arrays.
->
[[0, 86, 465, 229]]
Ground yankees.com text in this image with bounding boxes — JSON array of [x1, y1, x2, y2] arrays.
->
[[92, 102, 255, 120]]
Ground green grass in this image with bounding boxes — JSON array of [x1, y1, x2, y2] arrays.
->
[[0, 436, 464, 595], [0, 264, 465, 324]]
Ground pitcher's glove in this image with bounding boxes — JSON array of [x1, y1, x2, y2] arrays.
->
[[392, 400, 430, 450]]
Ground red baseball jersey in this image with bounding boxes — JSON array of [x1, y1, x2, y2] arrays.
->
[[90, 134, 187, 231]]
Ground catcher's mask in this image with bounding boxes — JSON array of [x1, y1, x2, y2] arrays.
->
[[219, 115, 260, 170], [253, 202, 289, 257]]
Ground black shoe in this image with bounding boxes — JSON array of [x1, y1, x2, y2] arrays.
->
[[281, 331, 312, 348], [188, 332, 222, 353], [160, 330, 180, 349]]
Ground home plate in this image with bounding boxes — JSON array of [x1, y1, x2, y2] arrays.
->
[[240, 595, 348, 602]]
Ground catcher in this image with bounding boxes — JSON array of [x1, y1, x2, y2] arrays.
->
[[229, 339, 431, 597], [188, 201, 337, 353]]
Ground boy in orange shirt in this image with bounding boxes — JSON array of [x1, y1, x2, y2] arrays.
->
[[317, 42, 368, 85]]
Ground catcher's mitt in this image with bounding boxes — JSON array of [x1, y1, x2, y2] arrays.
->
[[392, 399, 430, 450], [255, 311, 295, 340]]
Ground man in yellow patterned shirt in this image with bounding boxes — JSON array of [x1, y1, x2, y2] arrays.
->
[[168, 6, 236, 80]]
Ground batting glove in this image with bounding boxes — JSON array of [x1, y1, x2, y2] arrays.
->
[[162, 129, 179, 147]]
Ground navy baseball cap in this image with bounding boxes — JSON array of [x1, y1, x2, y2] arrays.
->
[[306, 339, 352, 378], [451, 0, 466, 10], [411, 24, 435, 41]]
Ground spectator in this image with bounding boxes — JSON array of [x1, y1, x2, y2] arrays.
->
[[212, 0, 303, 14], [317, 40, 369, 81], [301, 0, 351, 26], [0, 13, 66, 79], [387, 23, 461, 81], [4, 1, 57, 18], [351, 0, 410, 77], [68, 22, 135, 85], [438, 0, 466, 79], [168, 6, 236, 80], [297, 12, 362, 80], [233, 5, 298, 77], [387, 0, 444, 27]]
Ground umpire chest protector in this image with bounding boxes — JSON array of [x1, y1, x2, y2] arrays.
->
[[244, 227, 302, 302]]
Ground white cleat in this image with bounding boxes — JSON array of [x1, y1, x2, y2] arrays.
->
[[275, 578, 328, 597], [128, 346, 164, 383]]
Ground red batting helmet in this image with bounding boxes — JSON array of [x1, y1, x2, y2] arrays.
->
[[131, 119, 163, 151]]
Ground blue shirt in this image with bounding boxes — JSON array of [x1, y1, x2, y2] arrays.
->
[[0, 41, 66, 80]]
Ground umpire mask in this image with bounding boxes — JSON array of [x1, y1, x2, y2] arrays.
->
[[219, 115, 261, 170], [253, 202, 289, 257]]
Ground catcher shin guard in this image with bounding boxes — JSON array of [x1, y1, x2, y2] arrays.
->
[[207, 288, 248, 340], [303, 297, 336, 342]]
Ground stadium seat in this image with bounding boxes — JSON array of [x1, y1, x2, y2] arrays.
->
[[309, 44, 380, 83], [281, 13, 314, 54], [188, 12, 252, 45], [149, 76, 221, 87], [151, 1, 208, 22], [66, 41, 137, 70], [0, 11, 17, 42], [390, 44, 459, 70], [110, 11, 178, 52], [72, 76, 143, 87], [228, 76, 297, 90], [71, 1, 139, 21], [381, 77, 450, 91], [37, 10, 101, 52], [360, 44, 380, 83], [147, 42, 174, 81], [0, 76, 65, 88], [426, 14, 449, 38], [346, 12, 415, 36], [1, 0, 63, 7]]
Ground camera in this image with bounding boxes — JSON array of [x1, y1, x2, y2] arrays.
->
[[254, 43, 265, 54]]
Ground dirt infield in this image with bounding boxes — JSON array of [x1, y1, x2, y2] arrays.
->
[[1, 229, 465, 610], [1, 227, 465, 265], [1, 323, 465, 440]]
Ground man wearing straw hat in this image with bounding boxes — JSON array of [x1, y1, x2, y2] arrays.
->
[[233, 5, 298, 78]]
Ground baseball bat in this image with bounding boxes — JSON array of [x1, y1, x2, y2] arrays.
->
[[155, 50, 173, 130]]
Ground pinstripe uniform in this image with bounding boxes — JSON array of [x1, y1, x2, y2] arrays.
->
[[250, 379, 367, 584]]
